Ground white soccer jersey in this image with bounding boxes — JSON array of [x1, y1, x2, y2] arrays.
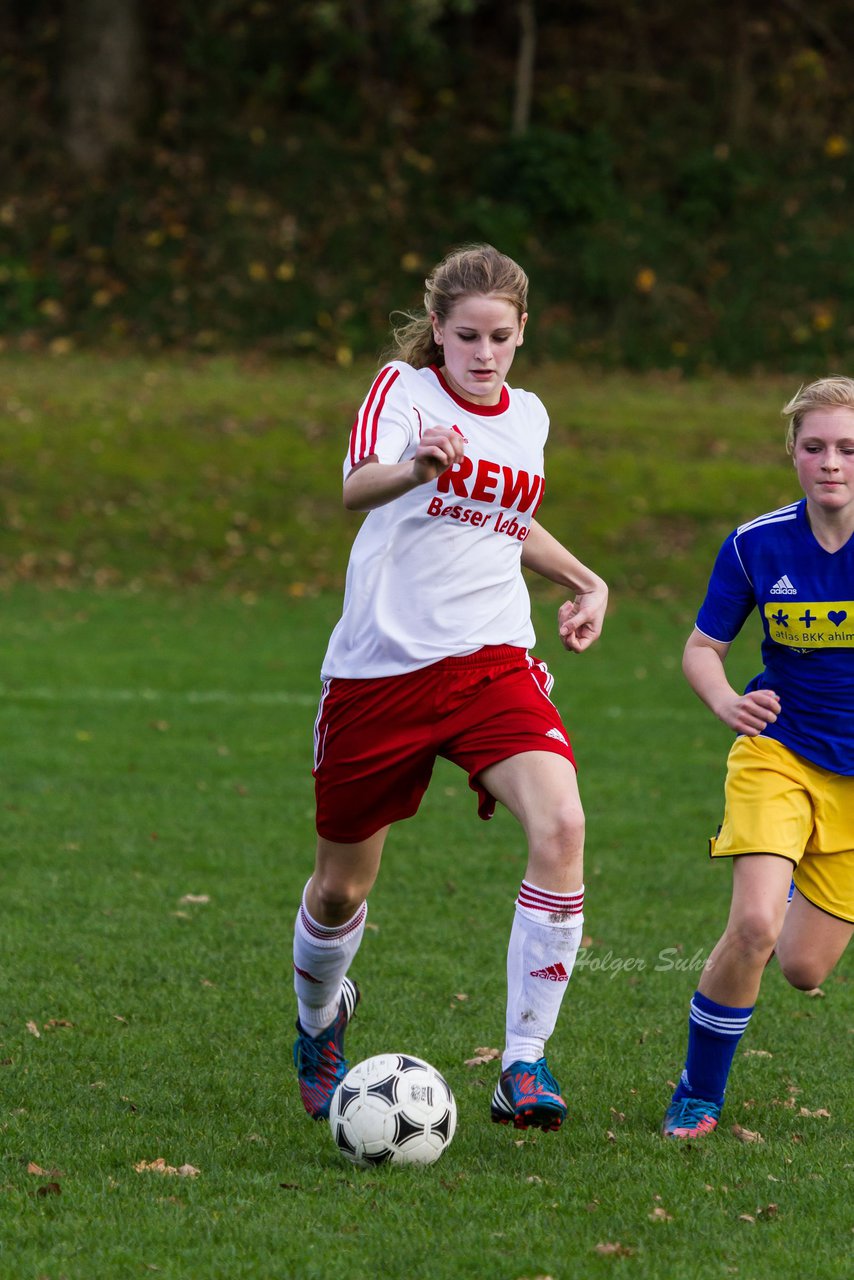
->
[[321, 361, 549, 678]]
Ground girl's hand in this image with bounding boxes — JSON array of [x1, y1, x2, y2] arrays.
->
[[717, 688, 781, 735], [412, 427, 465, 484], [558, 580, 609, 653]]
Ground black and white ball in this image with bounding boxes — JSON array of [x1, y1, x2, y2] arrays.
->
[[329, 1053, 457, 1167]]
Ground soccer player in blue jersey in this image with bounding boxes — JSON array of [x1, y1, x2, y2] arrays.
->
[[663, 376, 854, 1139]]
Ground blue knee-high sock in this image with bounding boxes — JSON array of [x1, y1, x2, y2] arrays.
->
[[672, 991, 754, 1108]]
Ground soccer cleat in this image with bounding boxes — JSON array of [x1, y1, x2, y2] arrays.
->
[[293, 977, 360, 1120], [490, 1057, 567, 1132], [661, 1095, 721, 1139]]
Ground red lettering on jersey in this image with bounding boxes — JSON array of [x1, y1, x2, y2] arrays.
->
[[436, 457, 544, 512], [500, 468, 543, 512], [471, 458, 501, 502], [436, 455, 474, 496]]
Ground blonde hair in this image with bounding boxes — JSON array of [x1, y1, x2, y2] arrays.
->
[[783, 376, 854, 453], [387, 244, 529, 369]]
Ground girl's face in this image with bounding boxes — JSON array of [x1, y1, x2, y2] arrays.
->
[[793, 406, 854, 518], [431, 294, 526, 406]]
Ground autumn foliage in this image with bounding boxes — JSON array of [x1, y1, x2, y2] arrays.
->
[[1, 1, 853, 371]]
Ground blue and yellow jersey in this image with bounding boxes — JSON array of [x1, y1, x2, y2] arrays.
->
[[696, 499, 854, 774]]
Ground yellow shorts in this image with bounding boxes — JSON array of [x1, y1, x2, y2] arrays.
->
[[710, 735, 854, 923]]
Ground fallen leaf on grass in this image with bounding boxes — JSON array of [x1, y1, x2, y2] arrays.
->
[[649, 1206, 673, 1222], [738, 1214, 756, 1224], [798, 1107, 831, 1118], [36, 1182, 61, 1197], [179, 894, 210, 906], [27, 1163, 64, 1178], [731, 1123, 763, 1143], [25, 1021, 40, 1038], [594, 1242, 635, 1257], [803, 987, 824, 998], [757, 1203, 779, 1219], [134, 1158, 200, 1178], [464, 1046, 500, 1067], [742, 1049, 772, 1058], [44, 1018, 74, 1029]]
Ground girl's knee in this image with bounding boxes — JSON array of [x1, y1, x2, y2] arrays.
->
[[778, 960, 823, 991], [775, 947, 831, 991], [526, 806, 585, 887], [544, 801, 585, 852], [725, 911, 780, 963], [309, 874, 367, 923]]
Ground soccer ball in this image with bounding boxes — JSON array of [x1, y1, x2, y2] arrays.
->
[[329, 1053, 457, 1167]]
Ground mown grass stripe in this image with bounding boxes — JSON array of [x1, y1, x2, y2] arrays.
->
[[0, 684, 318, 706]]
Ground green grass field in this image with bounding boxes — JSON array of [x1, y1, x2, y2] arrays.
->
[[0, 356, 851, 1278], [0, 352, 807, 598], [1, 586, 850, 1280]]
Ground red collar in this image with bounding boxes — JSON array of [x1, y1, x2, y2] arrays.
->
[[431, 365, 510, 415]]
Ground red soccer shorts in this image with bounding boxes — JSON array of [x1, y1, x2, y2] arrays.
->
[[313, 645, 576, 843]]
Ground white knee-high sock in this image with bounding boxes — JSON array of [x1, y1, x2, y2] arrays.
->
[[503, 880, 585, 1069], [293, 885, 366, 1034]]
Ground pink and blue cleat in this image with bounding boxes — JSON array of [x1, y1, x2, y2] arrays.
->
[[490, 1057, 567, 1132], [662, 1095, 721, 1139], [293, 977, 360, 1120]]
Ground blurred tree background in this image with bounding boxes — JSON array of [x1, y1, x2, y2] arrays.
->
[[1, 0, 852, 372]]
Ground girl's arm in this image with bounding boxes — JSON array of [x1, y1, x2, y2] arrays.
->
[[683, 628, 780, 734], [521, 519, 608, 653], [342, 428, 465, 511]]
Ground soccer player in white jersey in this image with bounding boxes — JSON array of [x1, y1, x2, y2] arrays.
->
[[292, 244, 608, 1132], [663, 376, 854, 1139]]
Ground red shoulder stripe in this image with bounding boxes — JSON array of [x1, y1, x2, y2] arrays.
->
[[348, 366, 401, 466]]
